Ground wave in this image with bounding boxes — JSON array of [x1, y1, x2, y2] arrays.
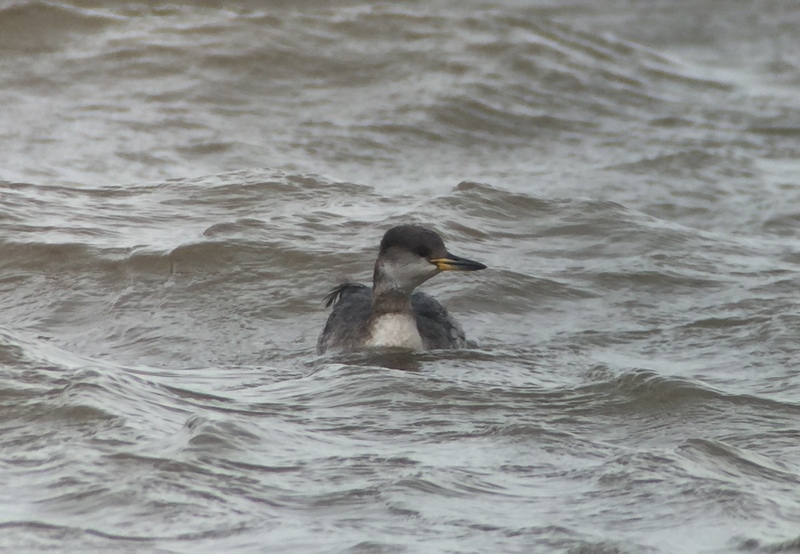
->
[[0, 2, 121, 53], [585, 369, 800, 414], [739, 534, 800, 553]]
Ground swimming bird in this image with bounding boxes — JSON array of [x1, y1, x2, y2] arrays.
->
[[317, 225, 486, 353]]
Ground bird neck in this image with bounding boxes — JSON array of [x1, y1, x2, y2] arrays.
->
[[365, 258, 424, 350], [367, 285, 422, 351], [371, 261, 415, 315], [371, 288, 413, 316]]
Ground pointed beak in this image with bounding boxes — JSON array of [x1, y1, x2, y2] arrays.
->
[[430, 253, 487, 272]]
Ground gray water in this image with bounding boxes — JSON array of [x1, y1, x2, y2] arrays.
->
[[2, 1, 800, 552]]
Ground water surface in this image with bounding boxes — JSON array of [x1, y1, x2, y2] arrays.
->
[[2, 1, 800, 552]]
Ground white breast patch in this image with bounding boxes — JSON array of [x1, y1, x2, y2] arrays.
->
[[366, 313, 424, 350]]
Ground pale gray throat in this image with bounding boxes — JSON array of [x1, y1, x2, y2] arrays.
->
[[370, 263, 415, 319]]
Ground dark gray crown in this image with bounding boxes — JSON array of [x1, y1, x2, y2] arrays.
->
[[379, 225, 447, 259]]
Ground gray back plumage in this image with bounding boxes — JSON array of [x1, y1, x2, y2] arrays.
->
[[316, 283, 467, 354], [317, 284, 372, 354]]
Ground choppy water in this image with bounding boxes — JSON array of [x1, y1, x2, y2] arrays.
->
[[2, 1, 800, 553]]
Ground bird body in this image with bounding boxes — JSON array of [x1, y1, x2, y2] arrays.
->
[[317, 226, 485, 354], [366, 312, 424, 350]]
